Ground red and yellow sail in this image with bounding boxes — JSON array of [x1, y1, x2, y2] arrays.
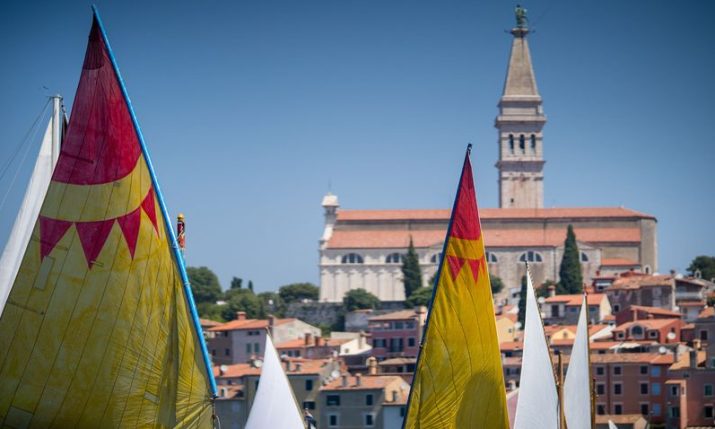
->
[[0, 14, 212, 428], [404, 148, 508, 428]]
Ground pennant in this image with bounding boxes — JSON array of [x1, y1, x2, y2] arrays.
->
[[404, 146, 509, 428]]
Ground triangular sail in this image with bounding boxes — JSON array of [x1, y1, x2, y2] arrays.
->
[[563, 296, 592, 429], [608, 420, 618, 429], [404, 146, 509, 428], [245, 335, 305, 429], [513, 267, 559, 429], [0, 106, 61, 314], [0, 10, 214, 427]]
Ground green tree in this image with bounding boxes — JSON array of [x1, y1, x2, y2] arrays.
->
[[539, 280, 557, 298], [248, 280, 254, 292], [406, 287, 433, 308], [230, 277, 243, 289], [687, 256, 715, 281], [196, 302, 226, 322], [186, 266, 222, 304], [490, 274, 504, 295], [221, 289, 262, 320], [343, 288, 380, 312], [517, 275, 527, 329], [557, 225, 583, 294], [278, 283, 320, 303], [258, 292, 286, 318], [402, 238, 423, 299]]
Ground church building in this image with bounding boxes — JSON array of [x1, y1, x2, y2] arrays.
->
[[318, 19, 657, 303]]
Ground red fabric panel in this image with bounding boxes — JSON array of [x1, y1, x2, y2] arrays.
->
[[117, 207, 141, 258], [52, 17, 141, 185], [76, 219, 116, 267], [141, 188, 158, 233], [39, 217, 73, 260], [449, 154, 482, 241]]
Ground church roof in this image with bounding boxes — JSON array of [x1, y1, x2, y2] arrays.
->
[[502, 29, 540, 98], [336, 207, 655, 222]]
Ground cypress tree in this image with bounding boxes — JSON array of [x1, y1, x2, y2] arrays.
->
[[402, 237, 423, 299], [517, 275, 527, 329], [557, 224, 583, 294]]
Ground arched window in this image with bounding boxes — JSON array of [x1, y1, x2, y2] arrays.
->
[[508, 135, 514, 154], [430, 253, 442, 264], [630, 325, 644, 338], [519, 135, 525, 153], [485, 252, 498, 263], [519, 251, 543, 263], [580, 252, 589, 262], [530, 134, 536, 153], [341, 253, 364, 264], [643, 265, 652, 274], [385, 253, 404, 264]]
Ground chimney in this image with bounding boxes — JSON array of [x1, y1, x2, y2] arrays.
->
[[315, 335, 322, 347], [284, 360, 291, 372], [305, 333, 312, 346], [548, 285, 556, 297], [236, 311, 247, 320], [341, 374, 348, 388], [367, 357, 378, 375], [355, 373, 362, 387], [296, 362, 302, 372], [690, 349, 697, 369]]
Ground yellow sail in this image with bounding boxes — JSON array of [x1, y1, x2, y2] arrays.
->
[[0, 10, 213, 428], [404, 147, 508, 428]]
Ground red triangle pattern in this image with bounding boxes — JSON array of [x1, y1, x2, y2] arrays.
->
[[117, 207, 141, 258], [39, 216, 73, 260], [447, 255, 466, 281], [468, 258, 483, 283], [76, 220, 116, 268], [141, 188, 158, 234]]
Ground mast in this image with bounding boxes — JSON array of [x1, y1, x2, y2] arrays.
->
[[50, 94, 62, 164], [557, 350, 567, 429]]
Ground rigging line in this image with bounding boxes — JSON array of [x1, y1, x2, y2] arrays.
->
[[0, 107, 48, 213], [0, 98, 51, 182]]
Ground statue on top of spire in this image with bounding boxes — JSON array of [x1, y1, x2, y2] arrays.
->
[[515, 4, 528, 29]]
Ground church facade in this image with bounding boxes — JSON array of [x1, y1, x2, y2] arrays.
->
[[318, 21, 657, 303]]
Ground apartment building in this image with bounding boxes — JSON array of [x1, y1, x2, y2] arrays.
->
[[368, 307, 427, 360]]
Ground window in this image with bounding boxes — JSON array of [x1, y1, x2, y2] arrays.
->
[[408, 337, 416, 347], [254, 343, 260, 354], [519, 134, 525, 153], [613, 304, 620, 313], [652, 404, 661, 416], [530, 134, 536, 152], [669, 406, 680, 418], [364, 413, 375, 427], [597, 404, 606, 415], [613, 366, 622, 376], [211, 349, 216, 356], [596, 384, 605, 395], [509, 135, 514, 154], [649, 330, 658, 338], [303, 401, 315, 410], [430, 253, 442, 264], [341, 253, 364, 264], [614, 404, 623, 415], [306, 379, 313, 391], [640, 365, 648, 375], [326, 395, 340, 406], [705, 384, 713, 396], [652, 383, 661, 395], [670, 385, 679, 397], [631, 325, 644, 338], [328, 413, 339, 427], [225, 348, 230, 356], [701, 330, 709, 341], [640, 383, 649, 395], [651, 366, 661, 377], [705, 406, 714, 418], [580, 252, 589, 262], [596, 366, 605, 376], [519, 251, 543, 263], [400, 407, 406, 417], [640, 403, 649, 416], [366, 394, 373, 406], [385, 253, 404, 264], [486, 252, 498, 263], [614, 383, 622, 395], [246, 344, 251, 353]]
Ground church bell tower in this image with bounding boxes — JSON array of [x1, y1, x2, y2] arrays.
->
[[495, 6, 546, 208]]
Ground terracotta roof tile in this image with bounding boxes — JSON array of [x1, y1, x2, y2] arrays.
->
[[590, 353, 674, 364], [600, 258, 640, 267], [612, 319, 680, 331], [698, 307, 715, 319], [321, 374, 404, 391], [610, 275, 672, 290], [369, 310, 419, 321], [336, 207, 654, 221], [625, 305, 682, 318], [544, 294, 607, 306], [208, 318, 295, 332]]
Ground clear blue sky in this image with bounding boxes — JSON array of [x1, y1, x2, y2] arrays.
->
[[1, 0, 713, 292]]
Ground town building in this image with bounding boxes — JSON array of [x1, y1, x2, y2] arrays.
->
[[368, 307, 427, 360], [541, 293, 612, 325], [275, 332, 371, 359], [207, 313, 321, 365], [605, 273, 676, 313], [318, 22, 657, 303]]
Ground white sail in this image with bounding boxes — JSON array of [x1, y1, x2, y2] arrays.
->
[[608, 420, 618, 429], [246, 334, 305, 429], [563, 296, 592, 429], [514, 269, 559, 429], [0, 99, 61, 314]]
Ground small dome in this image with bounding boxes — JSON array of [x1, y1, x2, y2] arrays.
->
[[322, 192, 339, 207]]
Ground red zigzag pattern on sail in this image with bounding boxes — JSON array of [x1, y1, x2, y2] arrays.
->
[[39, 188, 158, 267]]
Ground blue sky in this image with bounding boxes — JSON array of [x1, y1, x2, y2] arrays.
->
[[1, 0, 713, 292]]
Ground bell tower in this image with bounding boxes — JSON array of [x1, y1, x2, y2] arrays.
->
[[495, 6, 546, 208]]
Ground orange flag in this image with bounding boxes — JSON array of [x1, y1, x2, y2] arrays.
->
[[404, 146, 508, 428]]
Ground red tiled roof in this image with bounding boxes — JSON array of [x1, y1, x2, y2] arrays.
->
[[276, 337, 349, 349], [208, 318, 295, 332], [595, 415, 645, 424], [369, 310, 419, 321], [336, 207, 654, 221], [214, 363, 261, 378], [321, 374, 404, 391], [544, 294, 607, 306], [327, 227, 641, 249], [600, 258, 640, 267], [200, 318, 221, 327], [698, 307, 715, 319], [590, 353, 674, 364], [610, 274, 672, 290], [612, 319, 680, 332], [625, 305, 682, 318], [499, 341, 523, 351]]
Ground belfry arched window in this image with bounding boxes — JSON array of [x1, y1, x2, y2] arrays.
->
[[519, 135, 526, 153], [508, 135, 515, 154], [580, 252, 589, 262], [385, 253, 404, 264], [430, 253, 442, 264], [341, 253, 364, 264], [485, 252, 498, 263], [519, 251, 543, 263], [530, 134, 536, 153]]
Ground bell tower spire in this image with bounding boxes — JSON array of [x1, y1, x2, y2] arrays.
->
[[495, 5, 546, 208]]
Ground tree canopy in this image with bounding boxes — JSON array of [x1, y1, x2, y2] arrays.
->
[[278, 283, 320, 303], [402, 238, 423, 299], [490, 274, 504, 295], [343, 288, 380, 312], [221, 289, 263, 321], [557, 225, 583, 294], [688, 256, 715, 281], [230, 277, 243, 289], [186, 266, 222, 304], [406, 287, 433, 308], [517, 275, 527, 329]]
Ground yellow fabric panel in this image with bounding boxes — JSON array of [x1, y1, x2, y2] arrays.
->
[[404, 236, 509, 428], [0, 160, 212, 427]]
